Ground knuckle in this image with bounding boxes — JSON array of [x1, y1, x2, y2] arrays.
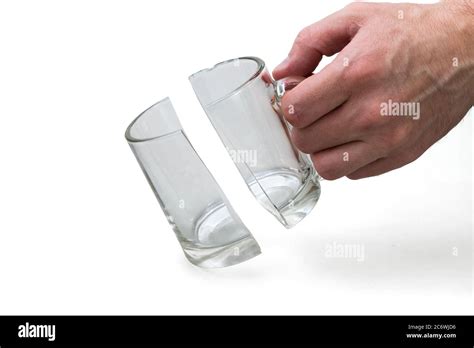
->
[[357, 113, 377, 134], [344, 2, 364, 12], [388, 124, 410, 148], [280, 93, 305, 128], [344, 1, 373, 16], [342, 59, 362, 83], [311, 154, 340, 181], [374, 125, 409, 156], [295, 26, 312, 46], [343, 57, 384, 85], [356, 104, 381, 133], [318, 167, 340, 181], [290, 129, 312, 154]]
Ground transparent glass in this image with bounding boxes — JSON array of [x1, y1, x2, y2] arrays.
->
[[125, 98, 261, 268], [189, 57, 321, 228]]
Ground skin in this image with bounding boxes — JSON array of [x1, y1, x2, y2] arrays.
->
[[273, 0, 474, 180]]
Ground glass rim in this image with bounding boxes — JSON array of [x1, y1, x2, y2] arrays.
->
[[125, 97, 183, 143], [189, 56, 266, 107]]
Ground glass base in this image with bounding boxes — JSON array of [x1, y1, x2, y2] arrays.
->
[[181, 235, 261, 268], [179, 203, 261, 268], [248, 168, 321, 228]]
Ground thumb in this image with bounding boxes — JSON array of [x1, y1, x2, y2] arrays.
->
[[273, 6, 363, 80]]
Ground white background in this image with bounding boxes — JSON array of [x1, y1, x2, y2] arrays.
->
[[0, 0, 472, 315]]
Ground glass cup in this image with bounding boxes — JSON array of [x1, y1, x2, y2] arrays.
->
[[125, 97, 261, 268], [189, 57, 321, 228]]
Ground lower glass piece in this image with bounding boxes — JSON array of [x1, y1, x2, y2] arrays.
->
[[181, 236, 261, 268], [176, 202, 261, 268], [248, 168, 321, 228]]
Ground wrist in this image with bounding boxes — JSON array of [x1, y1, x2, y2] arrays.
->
[[437, 1, 474, 104]]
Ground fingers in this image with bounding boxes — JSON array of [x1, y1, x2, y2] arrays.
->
[[280, 60, 351, 128], [273, 6, 363, 80], [290, 101, 361, 154], [310, 141, 383, 180], [346, 123, 436, 179], [346, 151, 417, 180]]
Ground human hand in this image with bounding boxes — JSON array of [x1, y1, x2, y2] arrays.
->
[[274, 1, 474, 180]]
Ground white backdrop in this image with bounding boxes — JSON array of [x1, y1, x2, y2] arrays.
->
[[0, 0, 472, 315]]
